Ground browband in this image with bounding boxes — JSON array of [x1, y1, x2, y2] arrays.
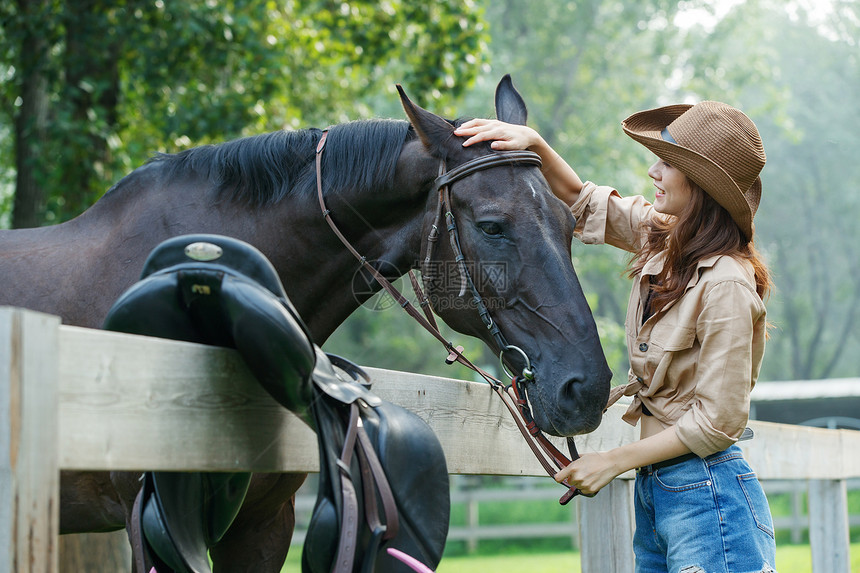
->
[[434, 150, 542, 191]]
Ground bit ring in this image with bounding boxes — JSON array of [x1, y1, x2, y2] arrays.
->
[[499, 344, 534, 381]]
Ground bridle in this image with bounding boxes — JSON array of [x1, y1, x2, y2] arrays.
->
[[315, 131, 588, 504]]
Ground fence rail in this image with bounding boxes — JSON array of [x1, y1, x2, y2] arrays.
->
[[293, 478, 860, 553], [2, 307, 859, 572]]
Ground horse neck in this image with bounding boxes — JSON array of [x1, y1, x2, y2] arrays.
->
[[271, 138, 439, 342], [263, 181, 433, 344], [54, 142, 436, 341]]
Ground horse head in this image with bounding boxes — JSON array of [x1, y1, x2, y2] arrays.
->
[[397, 76, 612, 437]]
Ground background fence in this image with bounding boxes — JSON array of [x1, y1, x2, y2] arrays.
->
[[2, 307, 859, 572], [292, 477, 860, 553]]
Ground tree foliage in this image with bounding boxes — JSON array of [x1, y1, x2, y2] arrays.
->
[[0, 0, 489, 225]]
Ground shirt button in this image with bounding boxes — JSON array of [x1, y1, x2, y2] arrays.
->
[[639, 343, 648, 352]]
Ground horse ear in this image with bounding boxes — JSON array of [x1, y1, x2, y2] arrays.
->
[[495, 74, 528, 126], [397, 84, 455, 156]]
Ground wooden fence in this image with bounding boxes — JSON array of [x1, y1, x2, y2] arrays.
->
[[2, 306, 859, 572]]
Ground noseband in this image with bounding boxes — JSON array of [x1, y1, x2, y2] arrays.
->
[[316, 131, 587, 504]]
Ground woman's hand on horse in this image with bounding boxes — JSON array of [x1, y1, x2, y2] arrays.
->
[[454, 119, 542, 151], [457, 118, 585, 205], [554, 451, 621, 495]]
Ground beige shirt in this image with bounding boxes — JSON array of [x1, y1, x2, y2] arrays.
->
[[570, 182, 767, 457]]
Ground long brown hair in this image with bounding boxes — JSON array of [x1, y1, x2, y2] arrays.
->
[[628, 181, 772, 314]]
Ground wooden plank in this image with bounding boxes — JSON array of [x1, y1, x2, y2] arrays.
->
[[578, 479, 635, 573], [808, 478, 850, 573], [58, 325, 317, 472], [364, 367, 635, 477], [0, 308, 60, 573], [739, 420, 860, 479], [447, 523, 575, 540], [57, 325, 634, 476]]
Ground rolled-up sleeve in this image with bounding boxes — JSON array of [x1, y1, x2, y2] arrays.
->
[[674, 280, 766, 457], [569, 181, 659, 253]]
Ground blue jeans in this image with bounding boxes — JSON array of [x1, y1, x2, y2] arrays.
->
[[633, 445, 777, 573]]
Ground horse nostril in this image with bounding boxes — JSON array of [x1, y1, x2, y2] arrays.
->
[[560, 376, 582, 399], [558, 375, 604, 434]]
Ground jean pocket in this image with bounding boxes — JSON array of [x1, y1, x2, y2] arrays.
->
[[737, 472, 775, 538], [654, 459, 712, 492]]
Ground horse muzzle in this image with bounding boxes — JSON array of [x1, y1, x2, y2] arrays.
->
[[526, 368, 611, 438]]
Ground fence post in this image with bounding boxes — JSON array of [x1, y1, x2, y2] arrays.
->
[[808, 478, 850, 573], [578, 479, 635, 573], [790, 482, 803, 544], [0, 308, 60, 573], [466, 492, 479, 554]]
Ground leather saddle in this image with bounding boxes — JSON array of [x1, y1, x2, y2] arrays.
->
[[102, 234, 449, 572]]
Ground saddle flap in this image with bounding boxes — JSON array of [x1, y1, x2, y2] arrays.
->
[[302, 372, 450, 573], [358, 400, 450, 566]]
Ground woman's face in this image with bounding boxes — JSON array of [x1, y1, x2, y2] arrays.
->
[[648, 158, 692, 216]]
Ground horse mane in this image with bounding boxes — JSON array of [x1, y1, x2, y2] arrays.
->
[[143, 119, 414, 205]]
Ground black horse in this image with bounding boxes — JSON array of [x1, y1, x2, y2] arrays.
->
[[0, 76, 611, 571]]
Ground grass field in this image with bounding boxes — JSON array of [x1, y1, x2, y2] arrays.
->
[[283, 543, 860, 572]]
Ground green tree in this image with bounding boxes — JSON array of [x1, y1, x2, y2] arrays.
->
[[3, 0, 55, 227]]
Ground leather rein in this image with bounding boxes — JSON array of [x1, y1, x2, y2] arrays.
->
[[315, 131, 587, 504]]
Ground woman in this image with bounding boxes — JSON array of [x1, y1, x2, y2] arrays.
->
[[455, 102, 777, 573]]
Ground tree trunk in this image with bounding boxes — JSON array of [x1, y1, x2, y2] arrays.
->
[[12, 0, 51, 229], [59, 531, 132, 573], [62, 0, 123, 218]]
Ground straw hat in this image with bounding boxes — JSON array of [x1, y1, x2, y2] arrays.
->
[[622, 101, 766, 239]]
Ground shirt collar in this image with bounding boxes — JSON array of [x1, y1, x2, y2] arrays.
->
[[642, 252, 722, 282], [641, 251, 666, 277], [638, 253, 723, 315], [685, 254, 722, 290]]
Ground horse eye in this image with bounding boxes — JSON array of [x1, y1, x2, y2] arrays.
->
[[478, 222, 504, 236]]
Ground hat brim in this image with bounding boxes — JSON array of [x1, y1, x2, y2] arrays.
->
[[622, 105, 755, 239]]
